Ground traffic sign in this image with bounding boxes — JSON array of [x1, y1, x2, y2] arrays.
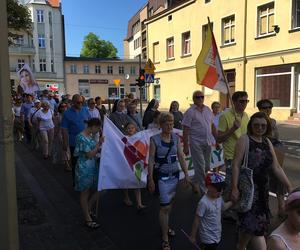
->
[[144, 59, 156, 74], [145, 73, 154, 83], [113, 79, 121, 86]]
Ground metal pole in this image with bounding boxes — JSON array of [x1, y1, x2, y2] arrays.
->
[[0, 0, 19, 249], [138, 54, 143, 117]]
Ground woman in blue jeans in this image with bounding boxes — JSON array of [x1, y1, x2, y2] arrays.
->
[[148, 113, 191, 250]]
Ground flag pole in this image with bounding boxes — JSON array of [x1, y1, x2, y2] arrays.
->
[[207, 17, 236, 116]]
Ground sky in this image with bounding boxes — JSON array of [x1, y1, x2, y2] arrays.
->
[[62, 0, 147, 58]]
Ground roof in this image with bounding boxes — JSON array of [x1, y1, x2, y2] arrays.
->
[[47, 0, 60, 8], [65, 56, 144, 63]]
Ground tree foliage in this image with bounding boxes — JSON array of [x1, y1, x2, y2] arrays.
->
[[7, 0, 32, 45], [80, 32, 118, 58]]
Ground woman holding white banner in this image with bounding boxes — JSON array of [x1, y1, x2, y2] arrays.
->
[[148, 113, 191, 250], [74, 118, 104, 229]]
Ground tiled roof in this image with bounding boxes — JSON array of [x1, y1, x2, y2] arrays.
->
[[47, 0, 60, 8]]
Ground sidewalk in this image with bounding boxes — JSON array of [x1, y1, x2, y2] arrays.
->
[[277, 122, 300, 144], [16, 143, 118, 250]]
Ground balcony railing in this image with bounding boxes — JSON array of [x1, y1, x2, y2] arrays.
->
[[9, 45, 35, 55]]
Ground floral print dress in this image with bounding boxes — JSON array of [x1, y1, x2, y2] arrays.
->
[[238, 136, 273, 236], [74, 133, 99, 191]]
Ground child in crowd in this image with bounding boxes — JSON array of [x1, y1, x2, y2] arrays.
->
[[122, 122, 146, 211], [190, 172, 233, 250], [267, 187, 300, 250]]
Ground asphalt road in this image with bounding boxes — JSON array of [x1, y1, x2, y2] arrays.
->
[[16, 142, 300, 250]]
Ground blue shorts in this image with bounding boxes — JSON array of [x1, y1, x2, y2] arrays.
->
[[158, 175, 179, 206]]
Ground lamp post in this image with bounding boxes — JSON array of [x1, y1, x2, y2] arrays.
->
[[0, 0, 19, 249]]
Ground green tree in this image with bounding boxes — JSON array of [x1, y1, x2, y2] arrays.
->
[[80, 32, 118, 58], [7, 0, 32, 45]]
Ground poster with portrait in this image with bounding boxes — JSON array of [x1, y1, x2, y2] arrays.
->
[[17, 64, 40, 98]]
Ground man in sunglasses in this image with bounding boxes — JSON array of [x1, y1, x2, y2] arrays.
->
[[217, 91, 249, 169], [61, 94, 91, 185], [182, 90, 215, 195]]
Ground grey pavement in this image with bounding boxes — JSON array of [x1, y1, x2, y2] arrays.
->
[[277, 123, 300, 158]]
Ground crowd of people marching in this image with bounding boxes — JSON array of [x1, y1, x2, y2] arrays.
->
[[12, 64, 300, 250]]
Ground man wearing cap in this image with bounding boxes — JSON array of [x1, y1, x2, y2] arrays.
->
[[182, 90, 215, 196]]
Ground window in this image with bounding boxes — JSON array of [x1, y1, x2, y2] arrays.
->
[[166, 37, 174, 59], [78, 80, 90, 98], [153, 42, 160, 63], [39, 59, 46, 72], [49, 11, 52, 25], [134, 37, 141, 50], [37, 10, 44, 23], [148, 7, 154, 17], [222, 15, 235, 45], [70, 64, 77, 73], [32, 59, 35, 71], [38, 34, 45, 48], [130, 66, 136, 75], [119, 66, 124, 74], [168, 15, 172, 21], [257, 2, 275, 36], [83, 64, 89, 74], [182, 31, 191, 55], [18, 59, 25, 70], [132, 21, 140, 35], [95, 65, 101, 74], [15, 36, 24, 45], [292, 0, 300, 29], [51, 59, 54, 72], [107, 66, 113, 74], [108, 84, 125, 99], [256, 65, 293, 107], [154, 84, 160, 101], [205, 0, 211, 3], [202, 23, 213, 44]]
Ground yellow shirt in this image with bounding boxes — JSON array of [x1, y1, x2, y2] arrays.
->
[[218, 108, 249, 160]]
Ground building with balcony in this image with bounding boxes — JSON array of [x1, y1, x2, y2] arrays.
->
[[145, 0, 300, 121], [64, 57, 145, 101], [9, 0, 65, 94]]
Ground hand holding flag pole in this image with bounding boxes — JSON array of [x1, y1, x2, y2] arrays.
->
[[196, 17, 236, 118]]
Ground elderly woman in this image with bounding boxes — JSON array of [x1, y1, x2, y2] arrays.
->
[[36, 101, 54, 159], [148, 113, 191, 250], [231, 112, 292, 250], [127, 101, 143, 131], [109, 99, 131, 134]]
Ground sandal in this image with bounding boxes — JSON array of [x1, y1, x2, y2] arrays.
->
[[162, 240, 170, 250], [85, 220, 100, 229], [168, 228, 176, 237]]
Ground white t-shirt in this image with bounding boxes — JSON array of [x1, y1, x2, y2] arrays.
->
[[196, 194, 224, 244], [88, 108, 101, 120], [13, 106, 22, 117], [29, 107, 40, 124], [36, 109, 54, 130]]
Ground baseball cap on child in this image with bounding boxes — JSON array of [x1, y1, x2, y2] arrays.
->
[[205, 172, 226, 190]]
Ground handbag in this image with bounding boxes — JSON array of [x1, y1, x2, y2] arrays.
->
[[223, 135, 254, 213]]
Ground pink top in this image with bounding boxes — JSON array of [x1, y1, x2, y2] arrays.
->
[[182, 104, 214, 145]]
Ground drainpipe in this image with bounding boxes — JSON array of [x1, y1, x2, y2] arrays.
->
[[243, 0, 248, 91]]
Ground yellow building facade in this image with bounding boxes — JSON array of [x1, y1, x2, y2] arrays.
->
[[145, 0, 300, 120], [64, 57, 145, 101]]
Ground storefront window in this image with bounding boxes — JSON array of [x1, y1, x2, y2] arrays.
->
[[256, 65, 292, 107]]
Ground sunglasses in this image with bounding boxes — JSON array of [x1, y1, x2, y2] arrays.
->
[[194, 95, 204, 99], [253, 123, 267, 129], [261, 106, 272, 109], [239, 99, 249, 104]]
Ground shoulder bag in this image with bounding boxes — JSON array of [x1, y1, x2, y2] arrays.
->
[[223, 135, 254, 213]]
